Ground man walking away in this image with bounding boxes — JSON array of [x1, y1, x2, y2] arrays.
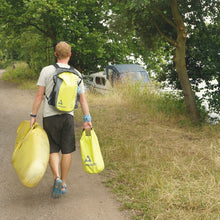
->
[[30, 41, 92, 198]]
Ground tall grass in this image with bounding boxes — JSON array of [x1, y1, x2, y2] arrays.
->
[[75, 83, 220, 219], [2, 62, 37, 89]]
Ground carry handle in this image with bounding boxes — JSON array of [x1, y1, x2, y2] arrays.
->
[[14, 122, 37, 153], [82, 128, 93, 136], [31, 122, 37, 130]]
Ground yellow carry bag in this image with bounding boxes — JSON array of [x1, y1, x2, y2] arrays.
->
[[12, 121, 50, 188], [80, 129, 104, 174]]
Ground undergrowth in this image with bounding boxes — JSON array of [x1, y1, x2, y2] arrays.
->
[[2, 62, 37, 89]]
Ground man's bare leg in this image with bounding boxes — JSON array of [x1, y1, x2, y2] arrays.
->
[[49, 153, 60, 180], [61, 153, 72, 187]]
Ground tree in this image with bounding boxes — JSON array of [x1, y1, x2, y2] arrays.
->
[[109, 0, 220, 123], [0, 0, 133, 73], [153, 1, 220, 116]]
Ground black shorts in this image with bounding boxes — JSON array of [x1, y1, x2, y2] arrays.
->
[[43, 114, 76, 154]]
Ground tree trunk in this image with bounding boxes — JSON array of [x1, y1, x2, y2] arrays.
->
[[171, 0, 201, 123]]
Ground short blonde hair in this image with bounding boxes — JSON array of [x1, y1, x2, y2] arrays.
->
[[55, 41, 71, 59]]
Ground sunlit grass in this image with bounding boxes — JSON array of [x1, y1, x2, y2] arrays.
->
[[75, 84, 220, 219], [2, 62, 37, 89]]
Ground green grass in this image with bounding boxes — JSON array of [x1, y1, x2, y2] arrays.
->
[[2, 62, 37, 89], [75, 84, 220, 220]]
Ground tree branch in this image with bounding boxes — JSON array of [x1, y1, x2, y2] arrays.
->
[[26, 21, 47, 35], [154, 7, 177, 30], [26, 21, 56, 40], [153, 20, 176, 46], [146, 4, 176, 46]]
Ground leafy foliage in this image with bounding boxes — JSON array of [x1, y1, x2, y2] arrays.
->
[[0, 0, 219, 115], [0, 0, 133, 74], [109, 0, 219, 115]]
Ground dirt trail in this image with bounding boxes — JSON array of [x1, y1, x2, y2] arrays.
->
[[0, 70, 131, 220]]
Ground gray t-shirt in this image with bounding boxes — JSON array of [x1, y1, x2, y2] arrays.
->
[[37, 63, 85, 118]]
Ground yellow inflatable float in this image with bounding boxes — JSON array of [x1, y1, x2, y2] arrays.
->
[[12, 121, 49, 188]]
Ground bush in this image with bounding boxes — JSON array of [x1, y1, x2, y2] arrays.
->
[[2, 62, 37, 89], [0, 59, 14, 69]]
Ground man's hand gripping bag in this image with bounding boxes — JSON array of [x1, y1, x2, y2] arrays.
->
[[80, 129, 104, 174], [12, 121, 50, 187]]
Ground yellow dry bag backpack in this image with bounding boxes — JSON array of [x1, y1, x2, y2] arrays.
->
[[47, 64, 82, 112]]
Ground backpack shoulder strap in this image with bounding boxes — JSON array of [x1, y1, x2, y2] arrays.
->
[[45, 64, 59, 100], [69, 66, 83, 86], [53, 64, 82, 85], [53, 63, 59, 69]]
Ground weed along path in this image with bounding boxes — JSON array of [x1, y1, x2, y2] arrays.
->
[[0, 69, 131, 220]]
